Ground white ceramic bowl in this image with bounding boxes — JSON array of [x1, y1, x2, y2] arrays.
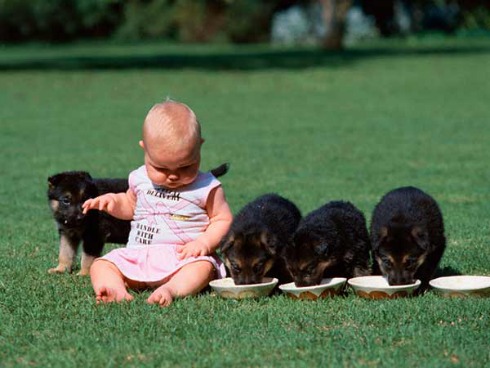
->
[[209, 277, 278, 299], [429, 275, 490, 298], [348, 276, 421, 299], [278, 278, 347, 300]]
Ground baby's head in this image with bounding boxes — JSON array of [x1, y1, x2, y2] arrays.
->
[[140, 100, 203, 189]]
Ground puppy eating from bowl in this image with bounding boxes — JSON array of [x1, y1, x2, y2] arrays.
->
[[370, 186, 446, 288], [220, 193, 301, 285], [283, 201, 371, 287]]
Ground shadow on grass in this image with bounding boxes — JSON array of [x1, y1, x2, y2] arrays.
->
[[1, 43, 490, 71], [435, 266, 463, 278]]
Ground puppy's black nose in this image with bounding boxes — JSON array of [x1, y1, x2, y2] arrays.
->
[[388, 275, 414, 286], [235, 276, 261, 285], [294, 278, 312, 287]]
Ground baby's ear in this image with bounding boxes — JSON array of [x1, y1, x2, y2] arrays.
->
[[139, 140, 145, 149]]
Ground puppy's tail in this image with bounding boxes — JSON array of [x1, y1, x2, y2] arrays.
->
[[210, 163, 230, 178]]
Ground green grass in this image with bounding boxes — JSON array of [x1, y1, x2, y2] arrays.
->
[[1, 37, 490, 367]]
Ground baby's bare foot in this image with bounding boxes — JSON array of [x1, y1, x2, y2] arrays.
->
[[147, 286, 173, 307], [96, 286, 134, 303]]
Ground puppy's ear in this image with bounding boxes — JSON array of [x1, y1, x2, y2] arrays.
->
[[260, 231, 278, 255], [220, 232, 235, 253], [48, 174, 62, 189], [411, 226, 429, 250], [314, 242, 329, 256], [375, 226, 390, 248], [378, 226, 388, 240], [281, 236, 294, 253], [78, 171, 93, 181]]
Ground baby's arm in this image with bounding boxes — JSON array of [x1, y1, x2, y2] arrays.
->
[[82, 189, 136, 220], [177, 187, 232, 259]]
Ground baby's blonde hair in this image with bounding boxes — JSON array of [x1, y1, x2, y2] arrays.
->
[[142, 99, 201, 151]]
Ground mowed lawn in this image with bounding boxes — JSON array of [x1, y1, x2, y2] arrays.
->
[[0, 38, 489, 367]]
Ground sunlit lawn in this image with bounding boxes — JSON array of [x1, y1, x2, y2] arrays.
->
[[1, 37, 489, 367]]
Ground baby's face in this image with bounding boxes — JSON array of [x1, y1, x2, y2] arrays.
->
[[143, 141, 201, 189]]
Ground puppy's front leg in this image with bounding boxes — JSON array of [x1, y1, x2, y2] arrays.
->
[[79, 238, 104, 276], [48, 233, 78, 274], [79, 252, 96, 276]]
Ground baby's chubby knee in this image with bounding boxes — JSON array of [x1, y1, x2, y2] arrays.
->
[[90, 258, 107, 272], [203, 262, 218, 284], [182, 261, 216, 283], [197, 261, 216, 277], [89, 258, 119, 278]]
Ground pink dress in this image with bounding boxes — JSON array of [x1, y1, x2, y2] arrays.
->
[[101, 165, 226, 282]]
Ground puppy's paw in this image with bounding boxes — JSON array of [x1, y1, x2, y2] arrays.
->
[[48, 265, 71, 274], [77, 269, 90, 276]]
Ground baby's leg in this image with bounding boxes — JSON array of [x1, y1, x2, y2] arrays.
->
[[90, 259, 134, 303], [147, 261, 215, 307]]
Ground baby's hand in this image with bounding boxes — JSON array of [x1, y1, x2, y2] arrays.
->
[[82, 193, 118, 215], [176, 240, 210, 260]]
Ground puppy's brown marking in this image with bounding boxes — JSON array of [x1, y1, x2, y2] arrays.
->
[[50, 199, 59, 212], [48, 233, 77, 274]]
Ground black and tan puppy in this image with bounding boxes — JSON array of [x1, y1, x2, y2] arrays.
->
[[48, 163, 229, 275], [48, 171, 131, 275], [370, 186, 446, 287], [220, 193, 301, 285], [283, 201, 371, 287]]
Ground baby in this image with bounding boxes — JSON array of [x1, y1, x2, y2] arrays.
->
[[83, 100, 233, 306]]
